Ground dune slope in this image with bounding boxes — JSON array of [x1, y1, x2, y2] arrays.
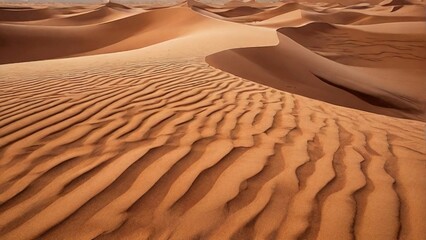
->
[[278, 22, 426, 68], [207, 23, 426, 121], [0, 7, 213, 64]]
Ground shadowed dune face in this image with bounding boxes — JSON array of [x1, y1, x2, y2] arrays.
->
[[214, 6, 263, 17], [207, 30, 426, 120], [206, 22, 426, 121], [301, 7, 426, 25], [0, 59, 425, 240], [278, 22, 426, 68], [189, 1, 302, 23], [0, 7, 55, 21]]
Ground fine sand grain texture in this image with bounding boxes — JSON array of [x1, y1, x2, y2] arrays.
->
[[0, 1, 425, 240]]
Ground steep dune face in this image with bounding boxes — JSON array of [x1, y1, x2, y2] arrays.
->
[[106, 1, 133, 10], [207, 33, 426, 121], [0, 58, 424, 240], [204, 0, 426, 122]]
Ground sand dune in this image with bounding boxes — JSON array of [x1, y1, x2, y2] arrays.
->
[[189, 0, 425, 26], [278, 22, 426, 68], [207, 9, 426, 121], [215, 6, 264, 17], [0, 7, 54, 22], [106, 1, 133, 10], [190, 2, 301, 23], [0, 57, 425, 240], [0, 3, 281, 65], [0, 1, 425, 240], [207, 29, 426, 121], [301, 5, 426, 25], [0, 7, 219, 64], [19, 6, 139, 26]]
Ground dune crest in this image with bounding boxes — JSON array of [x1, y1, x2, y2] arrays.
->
[[0, 7, 218, 64], [206, 2, 426, 121]]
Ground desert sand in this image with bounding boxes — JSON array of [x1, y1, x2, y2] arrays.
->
[[0, 0, 425, 240]]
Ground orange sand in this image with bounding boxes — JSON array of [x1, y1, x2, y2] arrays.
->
[[0, 1, 425, 239]]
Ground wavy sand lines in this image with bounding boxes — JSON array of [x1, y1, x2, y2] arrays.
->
[[0, 59, 425, 240]]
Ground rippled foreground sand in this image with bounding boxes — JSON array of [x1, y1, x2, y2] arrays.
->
[[0, 1, 425, 240]]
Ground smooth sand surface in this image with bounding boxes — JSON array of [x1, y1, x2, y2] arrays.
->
[[0, 1, 425, 240]]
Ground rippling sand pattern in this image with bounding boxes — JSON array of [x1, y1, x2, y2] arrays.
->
[[0, 1, 425, 240], [0, 58, 424, 239]]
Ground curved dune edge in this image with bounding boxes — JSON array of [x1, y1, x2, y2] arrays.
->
[[1, 1, 424, 64], [206, 22, 426, 122], [0, 58, 425, 240], [0, 7, 214, 65]]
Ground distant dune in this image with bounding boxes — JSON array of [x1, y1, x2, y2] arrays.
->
[[0, 6, 214, 64], [0, 1, 425, 240]]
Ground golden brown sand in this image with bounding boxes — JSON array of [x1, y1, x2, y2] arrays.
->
[[0, 1, 425, 240]]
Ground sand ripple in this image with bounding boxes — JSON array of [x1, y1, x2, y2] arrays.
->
[[0, 59, 424, 239]]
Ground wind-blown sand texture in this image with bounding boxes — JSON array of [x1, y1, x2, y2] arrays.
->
[[0, 1, 425, 240]]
